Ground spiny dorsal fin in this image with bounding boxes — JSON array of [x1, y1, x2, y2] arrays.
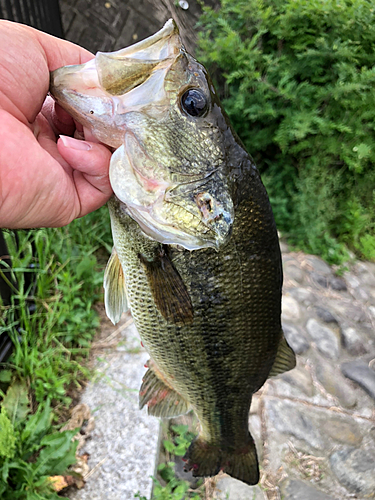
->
[[139, 248, 193, 326], [139, 360, 190, 418], [104, 247, 128, 325], [268, 334, 296, 378]]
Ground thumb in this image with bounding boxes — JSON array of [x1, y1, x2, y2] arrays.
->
[[58, 135, 113, 217]]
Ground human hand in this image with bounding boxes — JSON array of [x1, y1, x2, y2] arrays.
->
[[0, 21, 113, 229]]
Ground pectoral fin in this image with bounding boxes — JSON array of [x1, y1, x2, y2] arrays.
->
[[268, 334, 296, 378], [139, 248, 193, 325], [140, 360, 190, 418], [104, 247, 128, 324]]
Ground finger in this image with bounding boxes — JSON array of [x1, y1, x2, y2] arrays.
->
[[24, 22, 94, 70], [0, 109, 79, 228], [42, 97, 76, 136], [57, 135, 113, 216], [34, 112, 73, 175], [0, 21, 94, 124], [83, 126, 102, 144]]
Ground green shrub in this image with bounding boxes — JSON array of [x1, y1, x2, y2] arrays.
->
[[197, 0, 375, 263]]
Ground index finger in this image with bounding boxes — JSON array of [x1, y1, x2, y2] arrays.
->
[[0, 20, 94, 124]]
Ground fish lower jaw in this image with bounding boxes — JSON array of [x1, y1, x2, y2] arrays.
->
[[123, 203, 222, 251]]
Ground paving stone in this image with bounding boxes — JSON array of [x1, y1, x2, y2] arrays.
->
[[303, 255, 332, 275], [282, 295, 301, 321], [284, 262, 305, 284], [341, 360, 375, 400], [354, 262, 375, 286], [314, 306, 338, 324], [214, 476, 266, 500], [310, 272, 331, 289], [329, 276, 347, 291], [283, 323, 310, 355], [327, 299, 368, 323], [351, 286, 370, 302], [306, 319, 340, 359], [330, 432, 375, 496], [341, 326, 368, 356], [315, 362, 357, 408], [344, 272, 361, 288], [281, 366, 314, 397], [289, 287, 317, 306], [310, 273, 347, 291], [282, 254, 298, 264], [266, 399, 324, 449], [280, 479, 335, 500], [322, 417, 362, 446]]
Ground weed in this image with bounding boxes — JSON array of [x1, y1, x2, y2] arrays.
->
[[197, 0, 375, 263], [135, 423, 203, 500], [0, 379, 78, 499]]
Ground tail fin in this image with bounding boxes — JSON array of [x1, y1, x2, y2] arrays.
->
[[183, 434, 259, 485]]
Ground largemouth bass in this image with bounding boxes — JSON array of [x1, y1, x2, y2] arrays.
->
[[50, 20, 296, 485]]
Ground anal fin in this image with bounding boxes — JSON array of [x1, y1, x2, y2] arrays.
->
[[104, 247, 128, 325], [139, 247, 193, 326], [268, 334, 296, 378], [139, 361, 190, 418]]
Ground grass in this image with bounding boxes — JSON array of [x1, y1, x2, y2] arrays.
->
[[0, 206, 112, 498]]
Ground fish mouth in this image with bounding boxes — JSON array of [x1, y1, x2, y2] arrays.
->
[[50, 19, 181, 148]]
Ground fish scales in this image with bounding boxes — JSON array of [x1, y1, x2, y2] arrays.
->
[[49, 19, 296, 485]]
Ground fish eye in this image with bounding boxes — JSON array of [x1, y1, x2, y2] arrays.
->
[[181, 89, 208, 117], [89, 110, 94, 114]]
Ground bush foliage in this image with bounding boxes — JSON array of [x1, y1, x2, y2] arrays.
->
[[197, 0, 375, 263]]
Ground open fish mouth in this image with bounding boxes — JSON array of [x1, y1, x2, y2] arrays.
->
[[50, 19, 235, 251]]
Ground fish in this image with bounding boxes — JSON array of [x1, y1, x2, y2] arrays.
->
[[49, 19, 296, 486]]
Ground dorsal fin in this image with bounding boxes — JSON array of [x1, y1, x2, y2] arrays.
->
[[139, 248, 193, 325], [104, 247, 128, 324]]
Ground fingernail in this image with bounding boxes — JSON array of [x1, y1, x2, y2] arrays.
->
[[59, 135, 92, 151]]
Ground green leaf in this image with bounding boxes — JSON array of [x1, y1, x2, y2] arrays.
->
[[0, 370, 12, 383], [1, 459, 9, 482], [173, 483, 189, 499], [2, 380, 30, 424], [33, 429, 78, 476], [76, 255, 97, 280], [163, 439, 175, 453], [21, 400, 52, 446], [0, 481, 6, 497], [0, 407, 16, 459]]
